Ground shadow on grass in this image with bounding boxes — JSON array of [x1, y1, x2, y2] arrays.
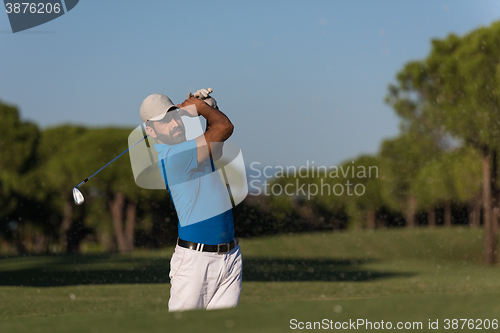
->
[[0, 255, 415, 287], [243, 258, 414, 282]]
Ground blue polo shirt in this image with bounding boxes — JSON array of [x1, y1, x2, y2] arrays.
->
[[155, 140, 234, 245]]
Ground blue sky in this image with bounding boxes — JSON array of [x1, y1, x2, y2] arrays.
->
[[1, 0, 499, 168]]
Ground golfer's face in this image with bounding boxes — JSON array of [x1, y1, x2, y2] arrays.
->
[[152, 112, 186, 145]]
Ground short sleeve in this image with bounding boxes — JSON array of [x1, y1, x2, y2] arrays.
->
[[164, 140, 198, 184]]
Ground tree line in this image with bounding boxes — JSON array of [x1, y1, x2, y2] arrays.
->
[[2, 21, 500, 264], [265, 20, 500, 265]]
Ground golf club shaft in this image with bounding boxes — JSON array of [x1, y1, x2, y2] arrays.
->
[[75, 134, 148, 189]]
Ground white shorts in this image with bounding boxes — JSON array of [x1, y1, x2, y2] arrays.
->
[[168, 243, 243, 311]]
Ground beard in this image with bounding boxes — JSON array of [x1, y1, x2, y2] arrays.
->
[[155, 127, 186, 145]]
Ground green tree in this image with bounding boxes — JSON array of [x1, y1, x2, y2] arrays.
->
[[72, 128, 143, 253], [412, 148, 481, 227], [0, 100, 40, 252], [386, 21, 500, 263], [265, 166, 347, 232], [423, 22, 500, 264], [0, 100, 39, 219], [339, 155, 383, 230], [378, 132, 440, 228], [37, 125, 88, 252], [385, 57, 448, 228]]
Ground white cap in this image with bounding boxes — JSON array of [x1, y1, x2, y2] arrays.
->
[[140, 93, 178, 123]]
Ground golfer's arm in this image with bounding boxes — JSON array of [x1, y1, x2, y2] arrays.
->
[[195, 106, 233, 164], [205, 117, 224, 161]]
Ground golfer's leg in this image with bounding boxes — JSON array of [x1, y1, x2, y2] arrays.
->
[[168, 246, 206, 311], [206, 246, 243, 310]]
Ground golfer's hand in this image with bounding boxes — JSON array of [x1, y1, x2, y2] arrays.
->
[[177, 96, 211, 117], [192, 88, 211, 99]]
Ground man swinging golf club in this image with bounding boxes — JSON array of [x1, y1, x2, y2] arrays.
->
[[139, 89, 242, 311]]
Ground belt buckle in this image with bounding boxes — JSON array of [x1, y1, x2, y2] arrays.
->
[[217, 243, 229, 254]]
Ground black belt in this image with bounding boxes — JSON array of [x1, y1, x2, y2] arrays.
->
[[177, 238, 238, 254]]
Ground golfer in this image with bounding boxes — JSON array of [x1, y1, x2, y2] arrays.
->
[[139, 90, 242, 311]]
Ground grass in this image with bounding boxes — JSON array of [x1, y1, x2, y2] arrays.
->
[[1, 227, 500, 332]]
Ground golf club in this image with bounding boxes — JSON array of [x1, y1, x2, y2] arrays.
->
[[72, 134, 148, 205]]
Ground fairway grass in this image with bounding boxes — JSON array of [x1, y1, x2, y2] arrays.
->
[[1, 227, 499, 332]]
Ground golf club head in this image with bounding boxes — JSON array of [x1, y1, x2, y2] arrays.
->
[[73, 187, 85, 205]]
